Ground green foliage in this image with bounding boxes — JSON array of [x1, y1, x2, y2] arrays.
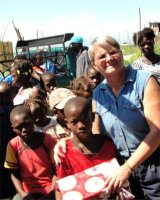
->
[[155, 40, 160, 54], [121, 45, 141, 65], [121, 44, 138, 56]]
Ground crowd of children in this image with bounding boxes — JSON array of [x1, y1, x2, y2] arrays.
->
[[0, 46, 103, 200]]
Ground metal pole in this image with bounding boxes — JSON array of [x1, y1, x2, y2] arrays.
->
[[139, 8, 141, 31]]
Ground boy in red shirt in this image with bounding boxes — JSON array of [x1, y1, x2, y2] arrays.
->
[[56, 97, 118, 199], [4, 105, 56, 199]]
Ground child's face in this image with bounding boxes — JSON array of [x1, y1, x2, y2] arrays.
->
[[66, 106, 92, 141], [42, 76, 56, 93], [11, 113, 34, 142], [87, 69, 101, 89], [81, 84, 92, 98]]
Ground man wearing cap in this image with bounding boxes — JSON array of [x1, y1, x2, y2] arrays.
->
[[66, 36, 90, 79]]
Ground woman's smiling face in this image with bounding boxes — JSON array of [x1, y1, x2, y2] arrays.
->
[[93, 43, 124, 77]]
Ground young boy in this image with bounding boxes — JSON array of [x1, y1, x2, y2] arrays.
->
[[24, 96, 63, 141], [48, 88, 76, 139], [39, 72, 57, 116], [86, 65, 102, 89], [4, 105, 56, 200], [40, 71, 57, 96], [56, 97, 118, 199], [10, 60, 41, 106]]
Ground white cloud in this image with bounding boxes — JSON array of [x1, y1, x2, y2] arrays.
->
[[144, 13, 160, 24], [1, 12, 160, 51]]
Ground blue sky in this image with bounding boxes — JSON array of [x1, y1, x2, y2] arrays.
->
[[0, 0, 160, 48]]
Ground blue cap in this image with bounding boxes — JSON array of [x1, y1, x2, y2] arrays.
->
[[70, 36, 83, 44]]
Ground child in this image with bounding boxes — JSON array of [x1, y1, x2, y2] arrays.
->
[[3, 55, 28, 84], [24, 96, 60, 141], [39, 71, 57, 107], [4, 105, 56, 200], [48, 88, 76, 139], [68, 75, 93, 99], [56, 97, 120, 199], [10, 60, 41, 105], [31, 52, 55, 84], [31, 52, 45, 84], [86, 65, 102, 89], [10, 60, 34, 93], [40, 72, 57, 95]]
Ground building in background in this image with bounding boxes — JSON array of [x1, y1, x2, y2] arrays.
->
[[149, 22, 160, 36]]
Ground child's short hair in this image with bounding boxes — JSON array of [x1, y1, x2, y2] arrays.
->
[[10, 105, 31, 121], [64, 96, 91, 117], [68, 75, 92, 96], [40, 72, 57, 90], [23, 96, 48, 113]]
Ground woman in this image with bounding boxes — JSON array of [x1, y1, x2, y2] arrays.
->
[[88, 34, 160, 199], [132, 27, 160, 82]]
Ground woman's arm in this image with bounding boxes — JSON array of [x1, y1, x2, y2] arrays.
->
[[92, 100, 101, 134], [104, 76, 160, 193], [126, 76, 160, 169]]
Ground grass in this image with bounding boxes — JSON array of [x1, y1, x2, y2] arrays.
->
[[121, 44, 138, 56]]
